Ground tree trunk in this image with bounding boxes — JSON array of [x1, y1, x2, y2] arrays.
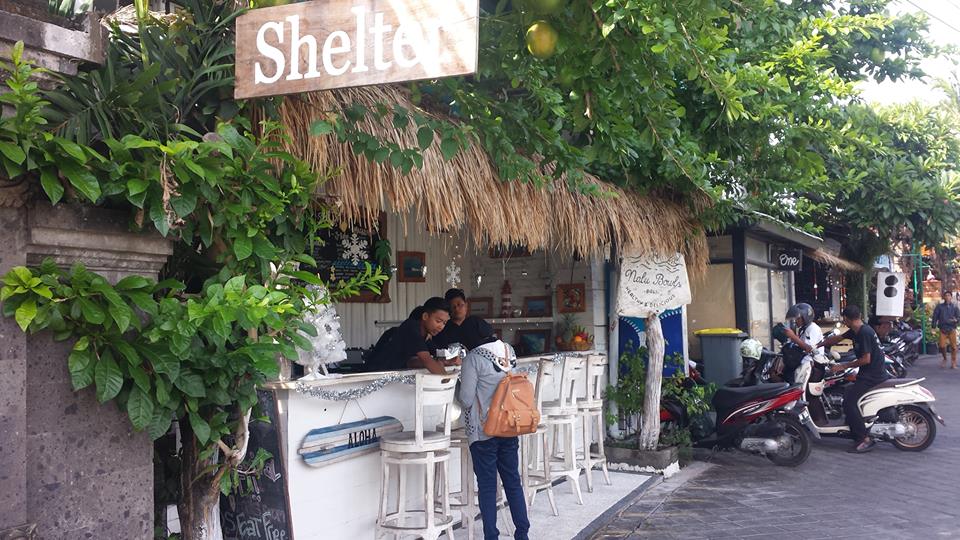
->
[[178, 419, 224, 540], [638, 312, 665, 451]]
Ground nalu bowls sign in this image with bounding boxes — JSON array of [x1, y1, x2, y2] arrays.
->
[[235, 0, 480, 99]]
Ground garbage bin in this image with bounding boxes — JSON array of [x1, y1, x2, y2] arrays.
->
[[695, 328, 748, 386]]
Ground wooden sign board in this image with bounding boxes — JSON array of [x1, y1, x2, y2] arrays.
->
[[235, 0, 480, 99], [617, 252, 692, 317]]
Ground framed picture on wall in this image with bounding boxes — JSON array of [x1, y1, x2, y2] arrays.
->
[[523, 296, 552, 317], [515, 329, 551, 355], [397, 251, 427, 282], [468, 297, 493, 318], [557, 283, 586, 313], [488, 243, 531, 259], [307, 212, 389, 303]]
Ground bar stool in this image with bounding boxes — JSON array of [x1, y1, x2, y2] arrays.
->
[[443, 429, 515, 539], [577, 354, 611, 492], [523, 355, 586, 514], [377, 374, 458, 540]]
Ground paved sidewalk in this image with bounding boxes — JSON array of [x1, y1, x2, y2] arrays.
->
[[586, 356, 960, 539]]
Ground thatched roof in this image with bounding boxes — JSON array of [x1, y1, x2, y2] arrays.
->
[[276, 85, 708, 272], [806, 248, 864, 273]]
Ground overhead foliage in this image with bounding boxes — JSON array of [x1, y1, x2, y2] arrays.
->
[[384, 0, 936, 230]]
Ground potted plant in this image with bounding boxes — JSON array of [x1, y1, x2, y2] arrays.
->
[[604, 346, 713, 471]]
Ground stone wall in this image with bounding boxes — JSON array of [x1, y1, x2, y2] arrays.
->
[[0, 201, 171, 540]]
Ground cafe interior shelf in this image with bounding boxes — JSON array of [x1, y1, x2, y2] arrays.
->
[[373, 317, 554, 327]]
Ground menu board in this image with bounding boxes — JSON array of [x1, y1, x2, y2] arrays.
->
[[307, 214, 389, 303], [221, 391, 293, 540]]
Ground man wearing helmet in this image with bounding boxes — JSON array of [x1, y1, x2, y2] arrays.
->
[[783, 303, 824, 356], [781, 303, 824, 386]]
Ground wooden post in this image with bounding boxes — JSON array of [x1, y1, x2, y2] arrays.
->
[[638, 312, 664, 451]]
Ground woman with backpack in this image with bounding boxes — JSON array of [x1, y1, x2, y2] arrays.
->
[[457, 331, 532, 540]]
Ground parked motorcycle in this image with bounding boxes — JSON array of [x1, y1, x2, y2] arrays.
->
[[661, 378, 819, 466], [801, 353, 944, 451], [888, 320, 922, 365]]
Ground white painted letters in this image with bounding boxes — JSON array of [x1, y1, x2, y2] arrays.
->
[[254, 21, 285, 84], [323, 31, 352, 76]]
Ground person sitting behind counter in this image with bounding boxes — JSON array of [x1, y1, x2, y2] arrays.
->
[[367, 297, 459, 375], [433, 288, 495, 351]]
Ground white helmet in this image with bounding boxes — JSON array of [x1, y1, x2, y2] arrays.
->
[[740, 338, 763, 360]]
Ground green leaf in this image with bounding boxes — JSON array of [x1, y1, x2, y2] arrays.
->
[[440, 138, 459, 160], [77, 297, 106, 324], [115, 340, 141, 366], [416, 126, 434, 150], [0, 141, 26, 165], [59, 161, 101, 202], [108, 304, 133, 332], [126, 386, 154, 430], [156, 376, 171, 406], [174, 372, 206, 398], [233, 235, 252, 261], [128, 363, 150, 393], [94, 351, 123, 403], [309, 120, 335, 136], [14, 298, 37, 331], [68, 348, 95, 389], [116, 275, 151, 291], [147, 408, 172, 439], [54, 138, 88, 163], [189, 412, 211, 444], [40, 169, 64, 204], [287, 270, 323, 286]]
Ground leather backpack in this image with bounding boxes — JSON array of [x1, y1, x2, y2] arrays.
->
[[481, 352, 540, 437]]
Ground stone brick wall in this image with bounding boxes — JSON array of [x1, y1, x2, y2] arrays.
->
[[0, 202, 170, 540]]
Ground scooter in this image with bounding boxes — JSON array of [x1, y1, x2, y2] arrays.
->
[[661, 379, 819, 466], [800, 353, 944, 451]]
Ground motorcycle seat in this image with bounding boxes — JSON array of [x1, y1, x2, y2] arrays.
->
[[713, 382, 791, 411], [869, 378, 919, 391]]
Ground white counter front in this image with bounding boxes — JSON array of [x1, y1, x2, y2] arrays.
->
[[265, 353, 603, 539]]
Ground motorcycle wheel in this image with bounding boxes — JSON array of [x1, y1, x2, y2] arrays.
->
[[892, 405, 937, 452], [766, 416, 812, 467]]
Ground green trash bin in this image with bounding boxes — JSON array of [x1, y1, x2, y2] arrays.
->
[[695, 328, 748, 386]]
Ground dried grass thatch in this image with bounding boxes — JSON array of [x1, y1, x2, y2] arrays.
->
[[276, 85, 708, 274], [806, 248, 864, 273]]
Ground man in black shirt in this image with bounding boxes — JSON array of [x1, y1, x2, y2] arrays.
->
[[433, 288, 496, 351], [818, 305, 890, 453]]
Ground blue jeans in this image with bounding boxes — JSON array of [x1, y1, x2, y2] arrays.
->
[[469, 437, 530, 540]]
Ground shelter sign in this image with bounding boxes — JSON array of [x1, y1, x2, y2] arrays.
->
[[235, 0, 479, 99], [617, 252, 692, 317]]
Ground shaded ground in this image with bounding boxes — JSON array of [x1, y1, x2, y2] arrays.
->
[[587, 355, 960, 539]]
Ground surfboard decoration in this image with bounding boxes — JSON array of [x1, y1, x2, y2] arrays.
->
[[299, 416, 403, 467]]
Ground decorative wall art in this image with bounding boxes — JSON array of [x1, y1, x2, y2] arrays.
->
[[515, 329, 551, 355], [397, 251, 427, 283], [556, 283, 586, 313], [468, 297, 493, 318], [306, 212, 389, 303], [523, 296, 552, 317]]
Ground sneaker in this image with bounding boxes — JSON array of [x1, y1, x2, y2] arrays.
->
[[848, 439, 876, 453]]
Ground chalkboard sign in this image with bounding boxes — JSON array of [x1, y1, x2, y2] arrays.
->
[[221, 391, 293, 540], [307, 213, 390, 303], [776, 248, 803, 272]]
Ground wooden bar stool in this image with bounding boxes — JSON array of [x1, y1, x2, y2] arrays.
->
[[577, 354, 611, 492], [522, 355, 586, 515], [377, 374, 458, 540], [443, 428, 515, 539]]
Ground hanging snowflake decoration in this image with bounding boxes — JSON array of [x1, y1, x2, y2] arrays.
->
[[445, 261, 461, 287], [339, 233, 368, 266]]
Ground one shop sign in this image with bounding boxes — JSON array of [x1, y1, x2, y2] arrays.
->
[[775, 248, 802, 272], [235, 0, 480, 99], [617, 252, 692, 317]]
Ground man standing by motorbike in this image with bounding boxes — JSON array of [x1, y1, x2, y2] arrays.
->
[[782, 303, 824, 384], [932, 291, 960, 369], [818, 305, 890, 453]]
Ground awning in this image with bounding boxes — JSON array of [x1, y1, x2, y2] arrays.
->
[[805, 248, 864, 273]]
